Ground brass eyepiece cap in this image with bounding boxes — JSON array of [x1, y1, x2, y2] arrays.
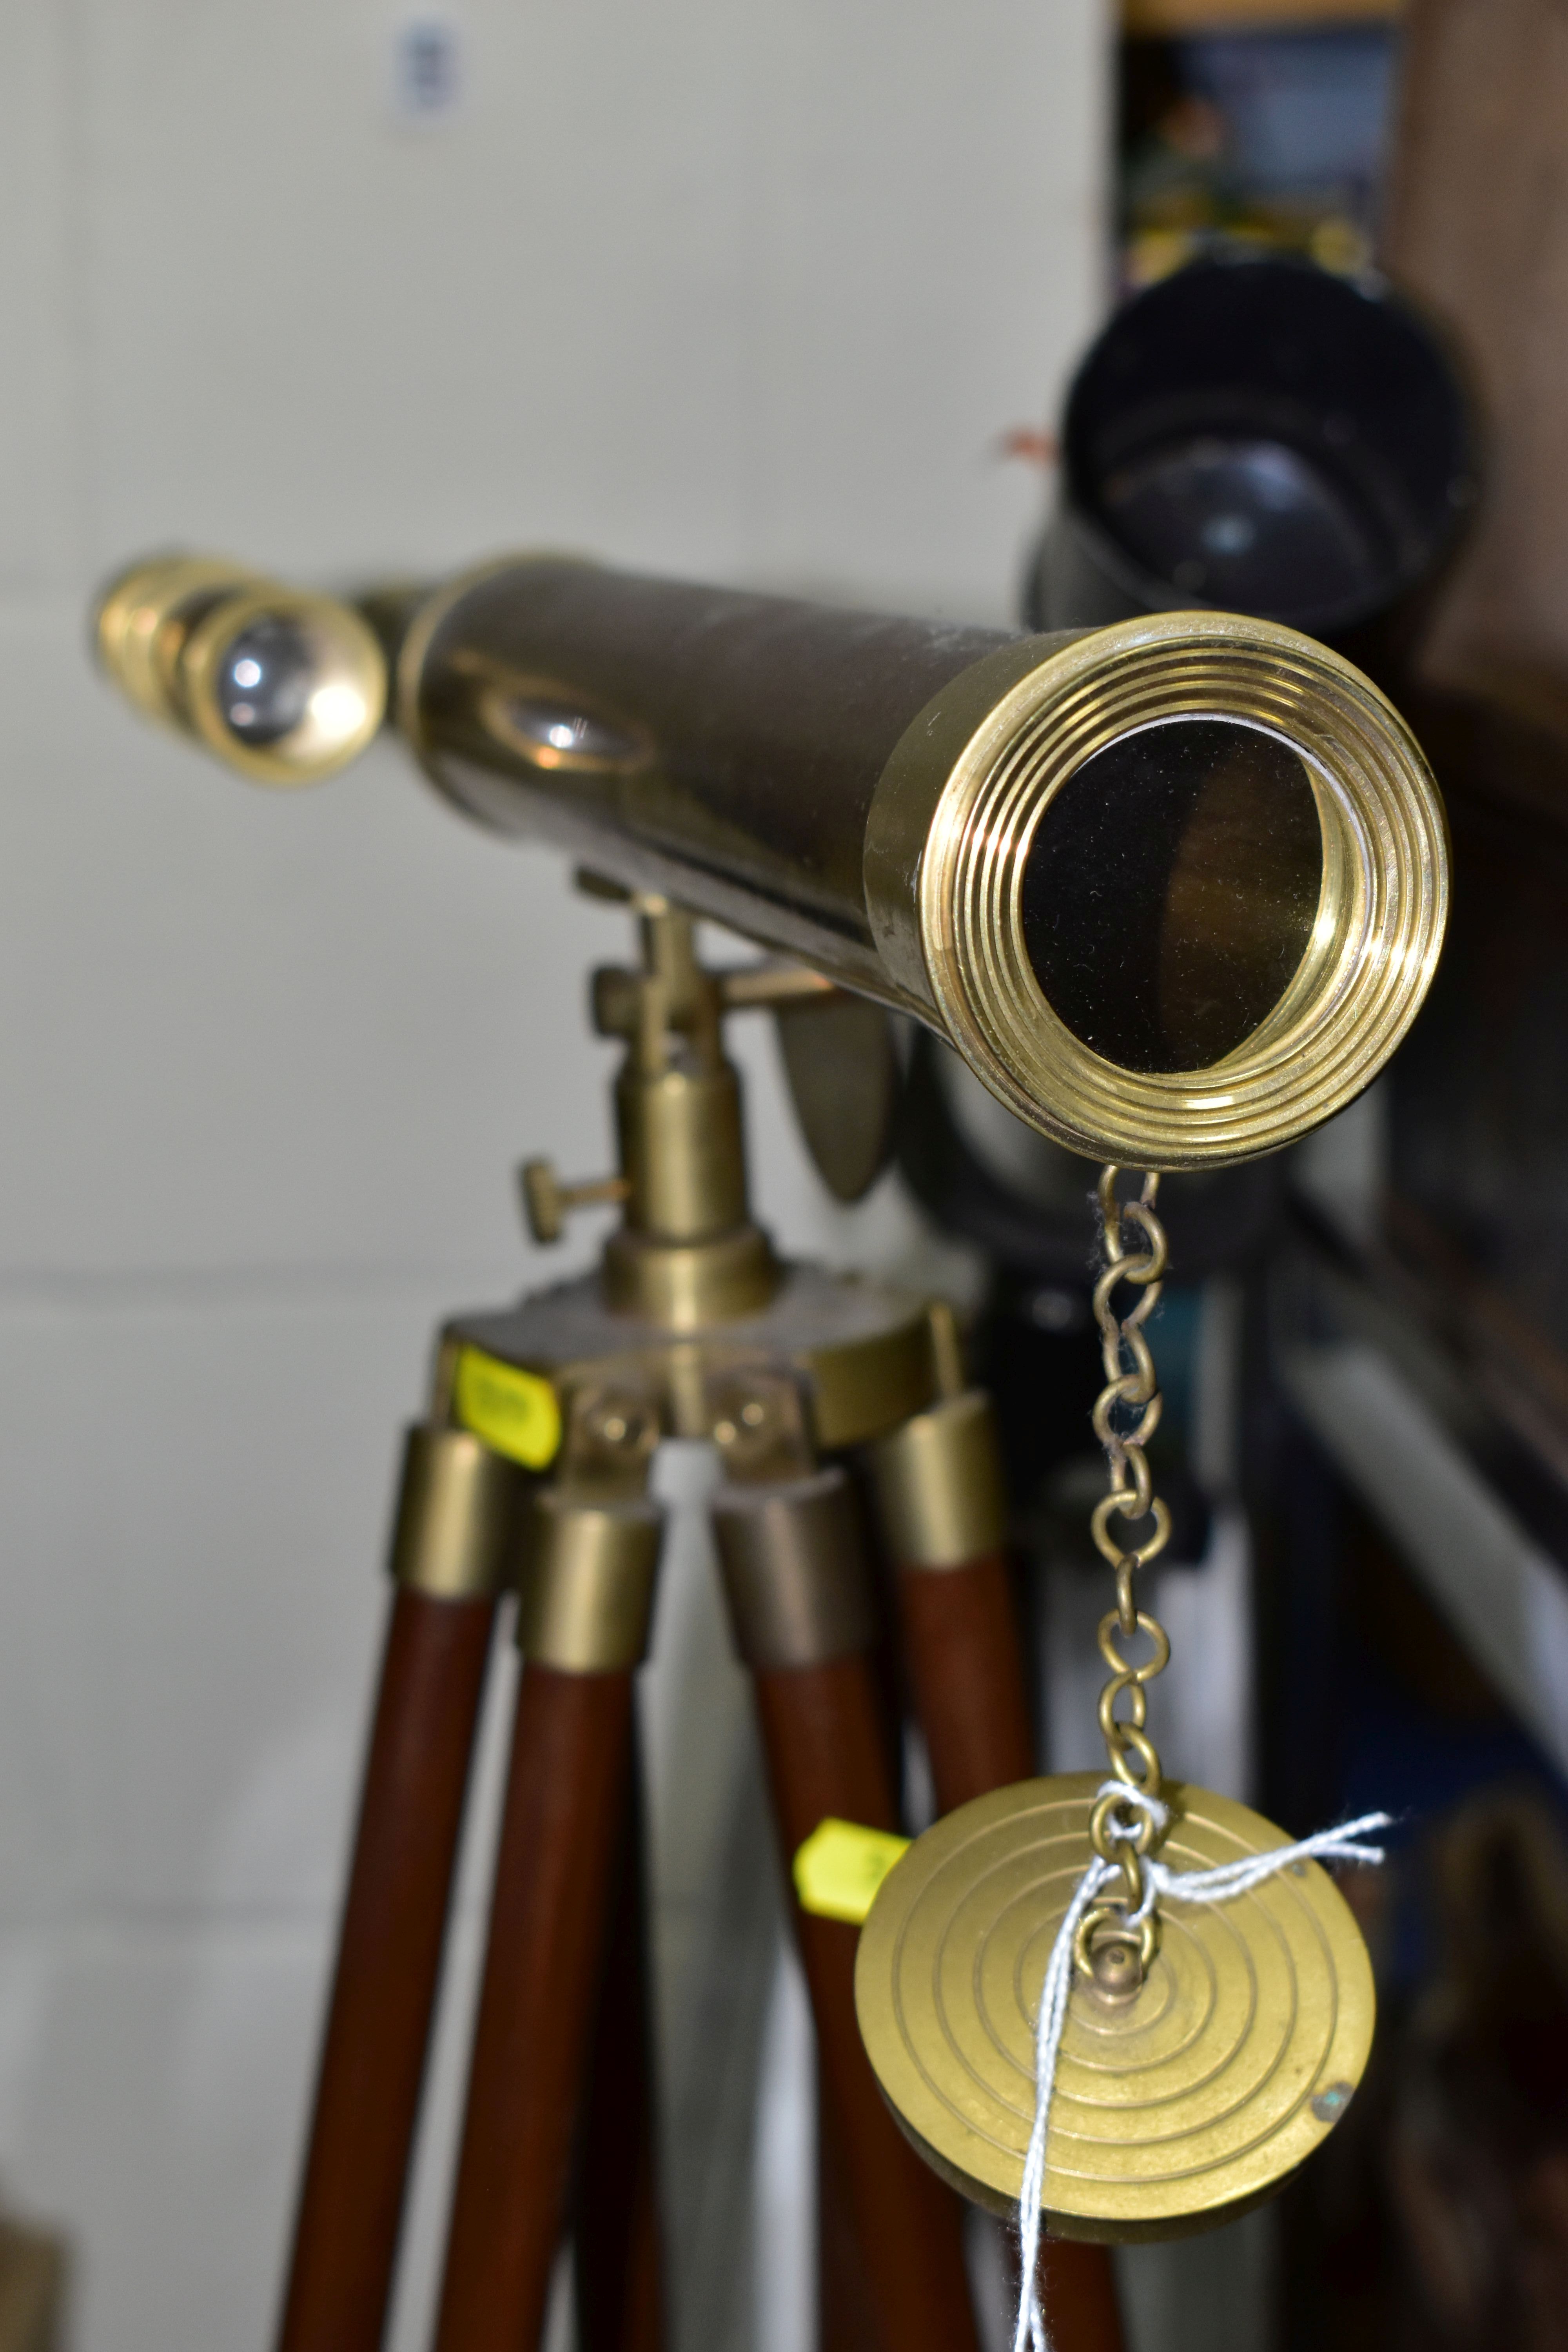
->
[[866, 610, 1449, 1170], [94, 553, 387, 786]]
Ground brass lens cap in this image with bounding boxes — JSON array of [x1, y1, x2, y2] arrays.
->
[[855, 1772, 1375, 2242]]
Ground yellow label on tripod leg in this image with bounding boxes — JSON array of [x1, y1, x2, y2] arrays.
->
[[794, 1818, 911, 1926], [454, 1348, 562, 1470]]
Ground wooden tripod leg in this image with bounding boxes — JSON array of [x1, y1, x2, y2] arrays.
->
[[896, 1547, 1033, 1811], [713, 1468, 980, 2352], [433, 1661, 634, 2352], [817, 2065, 882, 2352], [573, 1747, 666, 2352], [277, 1426, 520, 2352], [433, 1490, 662, 2352], [872, 1389, 1127, 2352]]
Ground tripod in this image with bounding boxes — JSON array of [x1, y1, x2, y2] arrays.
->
[[270, 894, 1125, 2352]]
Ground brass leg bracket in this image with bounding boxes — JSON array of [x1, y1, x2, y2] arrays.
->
[[868, 1389, 1007, 1572], [712, 1468, 876, 1671]]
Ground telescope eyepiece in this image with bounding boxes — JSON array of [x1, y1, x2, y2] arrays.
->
[[94, 555, 386, 784]]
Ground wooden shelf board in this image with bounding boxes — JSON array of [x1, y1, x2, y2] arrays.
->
[[1123, 0, 1401, 35]]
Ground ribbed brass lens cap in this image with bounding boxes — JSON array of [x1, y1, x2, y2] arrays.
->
[[855, 1773, 1375, 2242]]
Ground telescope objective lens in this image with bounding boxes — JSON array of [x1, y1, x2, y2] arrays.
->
[[1021, 718, 1323, 1076]]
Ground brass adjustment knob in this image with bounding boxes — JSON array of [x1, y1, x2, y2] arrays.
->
[[519, 1157, 629, 1245]]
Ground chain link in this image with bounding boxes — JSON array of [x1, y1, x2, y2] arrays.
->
[[1087, 1166, 1173, 1911]]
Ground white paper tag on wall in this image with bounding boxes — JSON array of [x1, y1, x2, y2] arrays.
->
[[390, 16, 465, 124]]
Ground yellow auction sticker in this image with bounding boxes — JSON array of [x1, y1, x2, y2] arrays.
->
[[453, 1347, 562, 1470], [793, 1818, 911, 1926]]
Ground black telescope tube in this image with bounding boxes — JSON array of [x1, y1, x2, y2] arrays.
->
[[1028, 252, 1476, 670]]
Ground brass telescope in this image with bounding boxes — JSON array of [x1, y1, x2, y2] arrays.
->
[[93, 543, 1450, 2351], [95, 550, 1448, 1168]]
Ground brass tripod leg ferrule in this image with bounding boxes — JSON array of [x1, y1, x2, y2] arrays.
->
[[389, 1425, 525, 1599], [867, 1389, 1007, 1570], [711, 1468, 875, 1669], [517, 1490, 662, 1672]]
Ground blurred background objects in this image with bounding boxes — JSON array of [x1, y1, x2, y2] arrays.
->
[[1117, 9, 1400, 288]]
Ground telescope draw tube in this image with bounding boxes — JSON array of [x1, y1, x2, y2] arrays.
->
[[395, 558, 1447, 1169]]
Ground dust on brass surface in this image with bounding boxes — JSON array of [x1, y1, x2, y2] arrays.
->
[[855, 1771, 1376, 2241]]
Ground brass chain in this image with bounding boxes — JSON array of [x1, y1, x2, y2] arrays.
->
[[1085, 1166, 1173, 1921]]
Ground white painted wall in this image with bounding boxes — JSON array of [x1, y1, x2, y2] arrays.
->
[[0, 6, 1108, 2346]]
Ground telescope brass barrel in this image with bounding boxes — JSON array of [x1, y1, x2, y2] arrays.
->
[[395, 558, 1448, 1167], [94, 548, 1450, 1167]]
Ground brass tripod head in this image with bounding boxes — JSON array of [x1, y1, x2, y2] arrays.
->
[[516, 881, 908, 1330], [520, 890, 792, 1328]]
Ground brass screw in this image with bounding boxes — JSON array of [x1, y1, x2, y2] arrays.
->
[[585, 1400, 651, 1453], [519, 1157, 630, 1246], [1092, 1939, 1142, 2001], [707, 1372, 811, 1481], [1083, 1923, 1146, 2010]]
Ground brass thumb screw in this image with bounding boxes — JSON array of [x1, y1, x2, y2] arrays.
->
[[519, 1158, 630, 1245]]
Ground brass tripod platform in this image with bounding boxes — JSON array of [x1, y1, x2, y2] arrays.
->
[[273, 893, 1125, 2352]]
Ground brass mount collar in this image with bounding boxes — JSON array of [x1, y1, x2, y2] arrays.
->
[[524, 894, 784, 1328]]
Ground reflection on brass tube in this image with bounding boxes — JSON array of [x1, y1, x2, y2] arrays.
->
[[395, 558, 1447, 1168], [93, 549, 1448, 1169]]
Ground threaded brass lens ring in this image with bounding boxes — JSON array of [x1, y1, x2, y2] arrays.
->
[[916, 612, 1446, 1169]]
